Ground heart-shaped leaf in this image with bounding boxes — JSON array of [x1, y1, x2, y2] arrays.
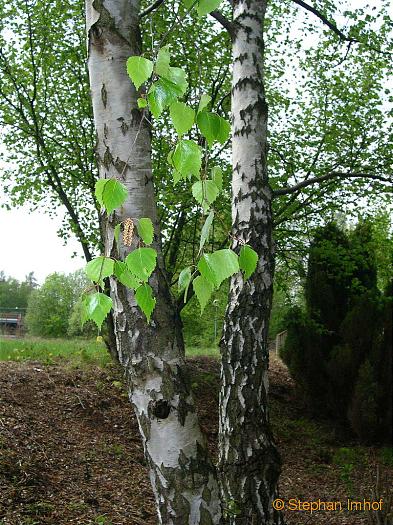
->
[[125, 247, 157, 282], [127, 56, 154, 90]]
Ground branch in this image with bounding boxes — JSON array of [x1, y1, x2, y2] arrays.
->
[[140, 0, 164, 17], [291, 0, 391, 56], [209, 10, 235, 38], [273, 172, 392, 197]]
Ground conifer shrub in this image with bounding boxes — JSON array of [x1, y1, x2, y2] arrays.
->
[[282, 221, 392, 442]]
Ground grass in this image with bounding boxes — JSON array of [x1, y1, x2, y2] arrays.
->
[[0, 337, 111, 367], [0, 337, 219, 366], [186, 346, 219, 358]]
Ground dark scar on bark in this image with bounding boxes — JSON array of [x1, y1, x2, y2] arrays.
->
[[152, 399, 171, 419]]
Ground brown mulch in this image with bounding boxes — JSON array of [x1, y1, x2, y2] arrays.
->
[[0, 356, 391, 525]]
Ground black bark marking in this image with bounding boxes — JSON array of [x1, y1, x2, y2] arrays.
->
[[152, 399, 171, 419], [101, 83, 107, 108]]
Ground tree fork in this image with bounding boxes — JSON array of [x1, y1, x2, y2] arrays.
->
[[219, 0, 283, 523]]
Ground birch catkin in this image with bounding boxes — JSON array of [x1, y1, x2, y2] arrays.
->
[[123, 218, 134, 246]]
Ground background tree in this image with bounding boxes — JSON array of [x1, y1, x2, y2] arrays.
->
[[26, 271, 87, 337], [0, 0, 97, 260], [282, 220, 392, 443], [0, 271, 38, 309]]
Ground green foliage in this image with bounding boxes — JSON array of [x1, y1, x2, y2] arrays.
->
[[281, 306, 328, 405], [199, 211, 214, 253], [182, 282, 228, 347], [85, 257, 114, 283], [198, 249, 239, 289], [178, 267, 192, 296], [196, 111, 230, 147], [148, 78, 184, 118], [0, 272, 37, 310], [349, 360, 379, 443], [192, 180, 219, 210], [114, 261, 141, 289], [211, 166, 223, 191], [305, 222, 353, 334], [135, 284, 156, 322], [0, 0, 100, 256], [26, 272, 84, 338], [67, 299, 97, 337], [126, 56, 153, 90], [155, 45, 170, 76], [83, 293, 113, 330], [198, 94, 211, 112], [282, 221, 392, 442], [171, 140, 202, 180], [136, 218, 154, 245], [239, 245, 258, 280], [196, 0, 222, 17], [193, 276, 214, 314], [95, 179, 128, 215], [169, 101, 195, 135], [125, 247, 157, 282]]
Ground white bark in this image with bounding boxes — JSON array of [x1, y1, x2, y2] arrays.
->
[[219, 0, 283, 523], [85, 1, 221, 523]]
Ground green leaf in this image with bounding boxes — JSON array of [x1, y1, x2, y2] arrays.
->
[[162, 66, 188, 94], [114, 224, 121, 250], [125, 247, 157, 282], [147, 78, 183, 118], [135, 284, 156, 322], [155, 45, 171, 77], [126, 56, 154, 90], [196, 111, 230, 147], [83, 292, 113, 330], [198, 93, 211, 113], [182, 0, 195, 8], [198, 249, 239, 288], [137, 97, 148, 108], [178, 266, 192, 291], [114, 260, 141, 289], [172, 139, 202, 179], [239, 245, 258, 279], [193, 275, 214, 313], [85, 256, 114, 283], [137, 217, 154, 245], [199, 210, 214, 253], [192, 180, 219, 210], [95, 179, 128, 215], [169, 101, 195, 135], [95, 179, 107, 208], [173, 170, 182, 185], [211, 166, 223, 191], [197, 0, 222, 17]]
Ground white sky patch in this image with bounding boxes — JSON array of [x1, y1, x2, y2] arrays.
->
[[0, 204, 84, 284]]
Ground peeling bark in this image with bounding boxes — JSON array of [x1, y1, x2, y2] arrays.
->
[[219, 0, 283, 523], [85, 1, 221, 523]]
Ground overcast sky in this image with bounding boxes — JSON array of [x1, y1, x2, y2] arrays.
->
[[0, 0, 390, 285], [0, 205, 84, 283]]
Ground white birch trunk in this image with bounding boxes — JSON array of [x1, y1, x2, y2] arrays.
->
[[219, 0, 283, 523], [85, 1, 221, 523]]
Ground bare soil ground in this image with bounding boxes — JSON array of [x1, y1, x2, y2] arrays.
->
[[0, 356, 391, 525]]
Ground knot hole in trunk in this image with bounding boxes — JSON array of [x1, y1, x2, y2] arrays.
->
[[152, 399, 171, 419]]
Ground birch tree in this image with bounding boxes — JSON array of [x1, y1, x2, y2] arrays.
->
[[85, 1, 221, 523], [81, 0, 391, 523]]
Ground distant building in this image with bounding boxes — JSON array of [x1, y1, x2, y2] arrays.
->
[[0, 308, 25, 336]]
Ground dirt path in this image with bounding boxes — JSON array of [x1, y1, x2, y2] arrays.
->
[[0, 357, 391, 524]]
